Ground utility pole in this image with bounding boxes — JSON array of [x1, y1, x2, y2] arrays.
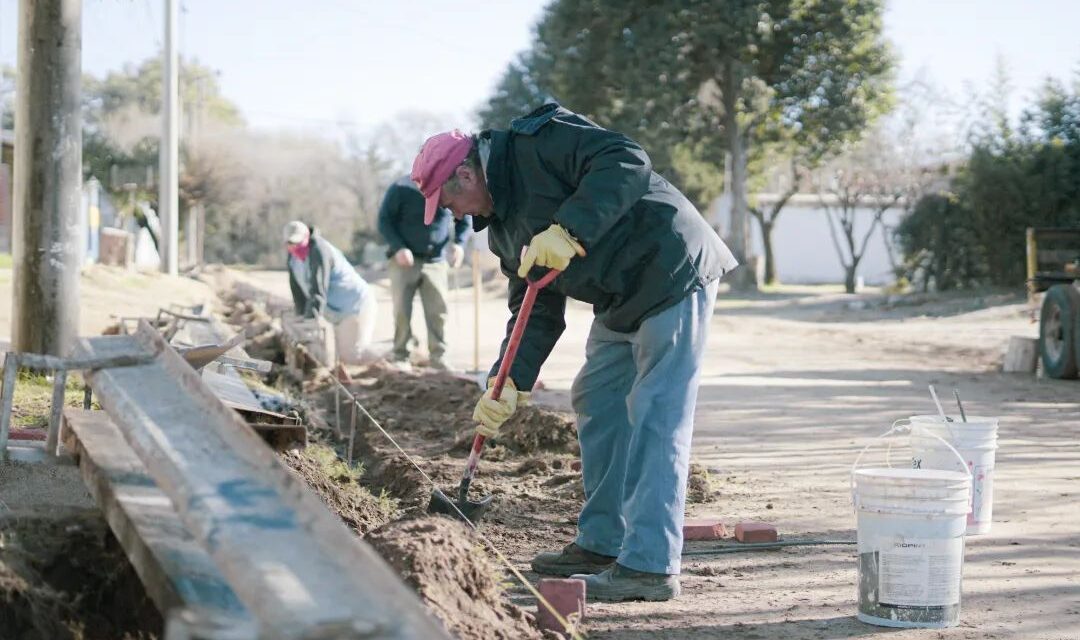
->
[[185, 76, 206, 268], [12, 0, 82, 356], [159, 0, 179, 276]]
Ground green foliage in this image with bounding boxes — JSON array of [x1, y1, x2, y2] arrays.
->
[[896, 77, 1080, 289], [77, 55, 387, 266], [895, 193, 985, 291], [82, 56, 242, 198], [305, 444, 364, 484], [83, 56, 243, 128], [479, 0, 895, 211]]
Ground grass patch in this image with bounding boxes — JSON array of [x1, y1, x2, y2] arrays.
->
[[306, 443, 364, 483], [375, 487, 396, 517], [284, 444, 399, 532], [11, 370, 93, 429]]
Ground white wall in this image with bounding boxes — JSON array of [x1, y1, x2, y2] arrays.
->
[[473, 200, 905, 287], [712, 196, 905, 286], [754, 205, 904, 285]]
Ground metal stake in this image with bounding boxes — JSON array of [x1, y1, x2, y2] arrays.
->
[[45, 369, 67, 456], [334, 383, 341, 437], [472, 248, 481, 373], [0, 355, 19, 458], [347, 401, 357, 467], [953, 388, 968, 422]]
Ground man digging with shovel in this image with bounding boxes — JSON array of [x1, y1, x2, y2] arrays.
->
[[412, 103, 737, 602]]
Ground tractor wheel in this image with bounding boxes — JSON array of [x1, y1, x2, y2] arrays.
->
[[1039, 284, 1080, 379]]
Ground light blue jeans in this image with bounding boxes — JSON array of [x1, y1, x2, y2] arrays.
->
[[572, 280, 718, 575]]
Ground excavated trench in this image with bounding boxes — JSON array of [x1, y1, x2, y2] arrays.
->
[[220, 289, 571, 638], [218, 284, 719, 639], [0, 510, 162, 640]]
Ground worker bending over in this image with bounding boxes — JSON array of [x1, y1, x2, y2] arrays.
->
[[410, 104, 736, 601]]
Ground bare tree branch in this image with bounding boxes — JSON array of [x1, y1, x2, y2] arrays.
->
[[821, 198, 851, 268]]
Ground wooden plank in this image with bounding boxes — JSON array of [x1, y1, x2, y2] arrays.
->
[[247, 422, 307, 452], [14, 350, 155, 371], [178, 331, 247, 371], [61, 408, 252, 623], [76, 323, 447, 639]]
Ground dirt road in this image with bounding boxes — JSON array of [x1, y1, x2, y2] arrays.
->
[[238, 268, 1078, 640], [0, 264, 215, 344]]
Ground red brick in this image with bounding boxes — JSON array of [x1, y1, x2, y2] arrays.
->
[[683, 519, 727, 541], [536, 578, 586, 633], [8, 430, 46, 441], [734, 521, 778, 543]]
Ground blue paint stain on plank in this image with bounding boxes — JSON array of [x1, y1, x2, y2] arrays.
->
[[189, 479, 300, 531], [161, 549, 250, 615]]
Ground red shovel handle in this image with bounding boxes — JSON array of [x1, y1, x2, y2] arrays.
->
[[462, 268, 561, 481], [490, 268, 560, 400]]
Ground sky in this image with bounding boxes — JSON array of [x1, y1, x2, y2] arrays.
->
[[0, 0, 1078, 137]]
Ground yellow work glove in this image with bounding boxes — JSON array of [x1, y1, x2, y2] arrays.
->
[[517, 224, 586, 278], [473, 377, 531, 438]]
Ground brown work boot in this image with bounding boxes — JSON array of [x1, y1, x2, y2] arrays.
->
[[572, 563, 681, 602], [531, 543, 616, 577]]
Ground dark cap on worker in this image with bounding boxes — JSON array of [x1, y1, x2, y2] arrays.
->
[[410, 129, 474, 225]]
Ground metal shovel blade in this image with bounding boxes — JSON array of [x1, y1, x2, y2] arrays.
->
[[428, 486, 494, 523]]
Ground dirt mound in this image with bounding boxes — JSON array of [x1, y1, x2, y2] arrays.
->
[[0, 510, 161, 639], [351, 363, 578, 456], [687, 463, 715, 503], [367, 517, 545, 640], [494, 406, 578, 455], [282, 446, 395, 535]]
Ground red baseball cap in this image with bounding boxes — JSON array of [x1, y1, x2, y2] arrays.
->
[[411, 129, 474, 225]]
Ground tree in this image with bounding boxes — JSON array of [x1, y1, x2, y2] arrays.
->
[[481, 0, 895, 289], [478, 52, 554, 130], [817, 131, 904, 293], [369, 110, 460, 177], [748, 157, 805, 284], [83, 56, 242, 128], [895, 192, 983, 292], [894, 64, 1080, 291], [79, 55, 390, 266]]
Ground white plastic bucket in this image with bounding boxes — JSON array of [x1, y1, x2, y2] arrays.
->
[[852, 427, 972, 628], [909, 415, 998, 535]]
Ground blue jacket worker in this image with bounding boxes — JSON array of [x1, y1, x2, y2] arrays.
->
[[284, 221, 377, 366], [409, 104, 737, 602], [378, 175, 471, 370]]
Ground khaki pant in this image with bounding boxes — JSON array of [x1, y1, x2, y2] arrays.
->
[[388, 260, 449, 362], [332, 293, 378, 365]]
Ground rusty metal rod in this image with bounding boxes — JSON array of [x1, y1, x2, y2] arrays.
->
[[45, 370, 67, 455], [334, 384, 341, 438], [348, 402, 357, 467], [0, 355, 20, 457]]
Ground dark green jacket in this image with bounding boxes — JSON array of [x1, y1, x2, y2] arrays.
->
[[378, 175, 471, 261], [478, 103, 738, 389]]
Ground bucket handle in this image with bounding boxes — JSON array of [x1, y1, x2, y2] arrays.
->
[[851, 419, 973, 513]]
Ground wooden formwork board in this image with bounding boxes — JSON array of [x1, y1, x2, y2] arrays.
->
[[75, 322, 448, 639], [61, 408, 252, 624]]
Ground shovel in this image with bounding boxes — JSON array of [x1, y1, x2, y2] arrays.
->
[[429, 268, 561, 523]]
